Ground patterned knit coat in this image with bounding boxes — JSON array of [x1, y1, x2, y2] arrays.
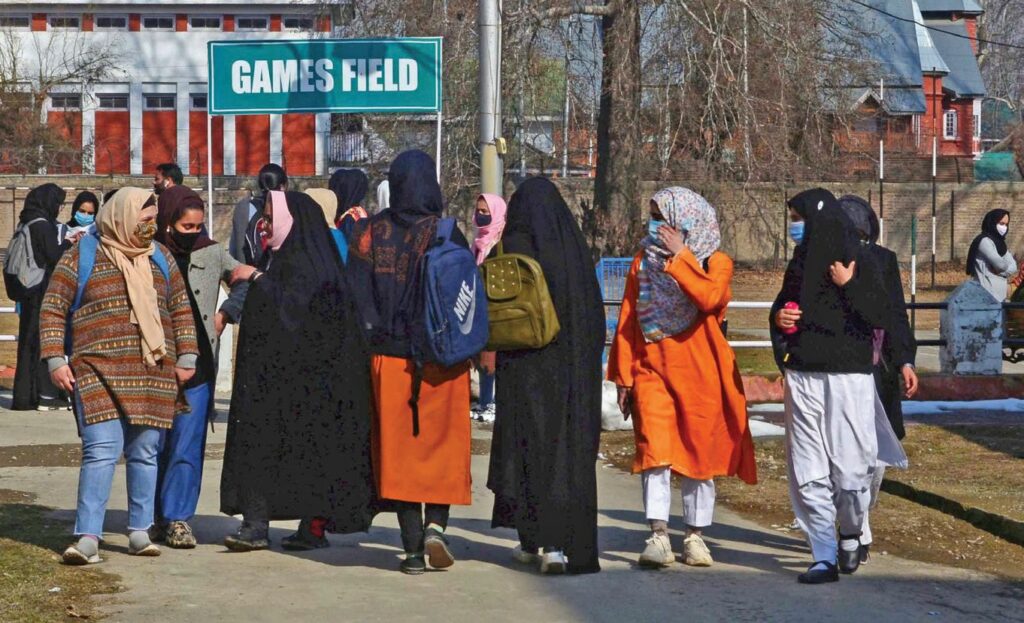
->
[[39, 243, 199, 429]]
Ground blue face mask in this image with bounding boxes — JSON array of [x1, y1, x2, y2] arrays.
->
[[789, 221, 805, 245], [648, 219, 667, 239], [75, 212, 95, 226]]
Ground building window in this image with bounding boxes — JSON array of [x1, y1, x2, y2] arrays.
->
[[283, 16, 315, 30], [0, 15, 31, 29], [144, 94, 176, 110], [142, 16, 175, 30], [95, 15, 128, 30], [50, 94, 82, 110], [98, 94, 129, 110], [236, 15, 269, 31], [189, 15, 222, 30], [943, 109, 958, 140], [48, 15, 82, 30], [190, 93, 208, 110]]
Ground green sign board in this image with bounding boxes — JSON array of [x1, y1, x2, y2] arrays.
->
[[208, 37, 442, 115]]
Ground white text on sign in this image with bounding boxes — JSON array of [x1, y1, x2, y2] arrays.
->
[[231, 58, 420, 95]]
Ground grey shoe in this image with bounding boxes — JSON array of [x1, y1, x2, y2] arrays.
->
[[62, 537, 101, 565], [638, 532, 674, 568], [165, 521, 197, 549], [128, 530, 161, 557]]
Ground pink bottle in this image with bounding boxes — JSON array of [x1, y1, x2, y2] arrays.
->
[[781, 302, 800, 335]]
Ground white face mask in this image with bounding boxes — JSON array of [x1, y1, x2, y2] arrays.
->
[[997, 224, 1009, 237]]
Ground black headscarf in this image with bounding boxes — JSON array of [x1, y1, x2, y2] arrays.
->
[[221, 190, 375, 530], [67, 191, 99, 227], [791, 189, 859, 316], [20, 184, 65, 225], [346, 150, 456, 357], [328, 168, 369, 223], [155, 186, 217, 258], [838, 194, 880, 244], [488, 177, 606, 575], [966, 209, 1010, 276]]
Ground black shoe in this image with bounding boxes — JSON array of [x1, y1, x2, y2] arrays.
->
[[859, 544, 870, 565], [400, 553, 426, 575], [838, 539, 862, 574], [148, 520, 168, 544], [424, 528, 455, 569], [224, 525, 270, 552], [798, 561, 840, 584], [282, 519, 329, 551]]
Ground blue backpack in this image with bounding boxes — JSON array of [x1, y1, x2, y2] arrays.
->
[[65, 232, 171, 356], [413, 218, 489, 368]]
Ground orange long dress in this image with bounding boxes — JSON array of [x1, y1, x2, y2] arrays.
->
[[371, 355, 473, 506], [607, 249, 757, 484]]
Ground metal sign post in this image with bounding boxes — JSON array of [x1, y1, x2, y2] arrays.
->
[[207, 114, 215, 234]]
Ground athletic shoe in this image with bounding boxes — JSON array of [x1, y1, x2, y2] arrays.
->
[[424, 527, 455, 569], [512, 545, 540, 564], [477, 404, 496, 424], [638, 532, 674, 568], [798, 561, 840, 584], [540, 549, 567, 575], [400, 553, 426, 575], [165, 521, 197, 549], [128, 530, 160, 557], [683, 533, 713, 567], [62, 537, 101, 565], [224, 525, 270, 552], [282, 519, 329, 551]]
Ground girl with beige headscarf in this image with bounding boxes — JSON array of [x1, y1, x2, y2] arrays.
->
[[38, 187, 200, 566]]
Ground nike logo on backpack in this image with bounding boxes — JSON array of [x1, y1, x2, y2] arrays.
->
[[454, 279, 476, 335]]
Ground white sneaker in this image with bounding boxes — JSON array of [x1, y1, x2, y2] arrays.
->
[[540, 549, 567, 574], [478, 404, 496, 424], [638, 532, 674, 568], [683, 533, 713, 567], [62, 538, 101, 565], [512, 545, 540, 564]]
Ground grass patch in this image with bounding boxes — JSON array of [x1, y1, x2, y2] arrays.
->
[[0, 491, 121, 622]]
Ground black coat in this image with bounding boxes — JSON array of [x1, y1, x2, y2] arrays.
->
[[871, 244, 914, 439], [489, 178, 606, 574]]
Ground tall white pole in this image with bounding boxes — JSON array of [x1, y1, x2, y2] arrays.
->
[[436, 111, 443, 183], [207, 114, 214, 234], [878, 139, 885, 245], [479, 0, 503, 195]]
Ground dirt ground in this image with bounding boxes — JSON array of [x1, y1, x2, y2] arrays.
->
[[599, 424, 1024, 584]]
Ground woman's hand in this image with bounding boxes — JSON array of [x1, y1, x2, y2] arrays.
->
[[616, 385, 632, 420], [51, 365, 75, 394], [902, 365, 919, 399], [830, 260, 856, 287], [657, 225, 687, 256], [175, 367, 196, 386], [230, 265, 257, 285], [214, 311, 228, 336], [775, 307, 802, 330]]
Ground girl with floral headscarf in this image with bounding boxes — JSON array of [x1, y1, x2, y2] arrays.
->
[[607, 187, 757, 570]]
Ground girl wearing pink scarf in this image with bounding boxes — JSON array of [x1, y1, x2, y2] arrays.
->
[[472, 193, 506, 422]]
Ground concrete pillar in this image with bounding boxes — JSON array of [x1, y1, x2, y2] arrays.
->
[[315, 113, 330, 175], [81, 87, 96, 174], [129, 81, 143, 175], [940, 280, 1003, 375], [269, 113, 283, 165], [222, 115, 236, 176], [176, 81, 191, 173]]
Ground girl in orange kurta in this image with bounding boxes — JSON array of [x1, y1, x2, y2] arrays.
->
[[607, 187, 756, 569]]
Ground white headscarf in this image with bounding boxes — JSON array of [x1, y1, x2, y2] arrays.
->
[[375, 180, 390, 214]]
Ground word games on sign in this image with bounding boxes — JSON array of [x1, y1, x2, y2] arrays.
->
[[231, 58, 420, 95]]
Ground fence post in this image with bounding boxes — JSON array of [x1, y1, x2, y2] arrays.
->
[[911, 216, 917, 331], [950, 189, 956, 261]]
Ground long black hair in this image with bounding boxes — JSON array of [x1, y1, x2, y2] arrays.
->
[[966, 209, 1010, 276]]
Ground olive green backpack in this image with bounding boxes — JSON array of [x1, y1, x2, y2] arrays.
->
[[480, 242, 560, 351]]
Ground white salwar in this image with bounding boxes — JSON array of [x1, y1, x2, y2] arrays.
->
[[642, 466, 716, 528], [784, 370, 907, 563], [860, 465, 887, 546]]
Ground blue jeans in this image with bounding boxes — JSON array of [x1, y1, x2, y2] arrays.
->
[[479, 368, 495, 408], [74, 405, 163, 538], [155, 383, 211, 523]]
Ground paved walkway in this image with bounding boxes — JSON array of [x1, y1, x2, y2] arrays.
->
[[1, 404, 1022, 623]]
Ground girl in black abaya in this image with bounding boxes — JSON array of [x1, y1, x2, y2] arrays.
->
[[14, 183, 70, 410], [488, 177, 606, 575], [220, 190, 374, 551]]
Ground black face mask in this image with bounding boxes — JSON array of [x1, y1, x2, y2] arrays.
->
[[475, 213, 492, 227], [171, 230, 201, 252]]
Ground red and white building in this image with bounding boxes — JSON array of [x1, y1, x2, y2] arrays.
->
[[3, 1, 340, 176]]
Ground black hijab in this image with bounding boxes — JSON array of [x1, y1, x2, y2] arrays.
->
[[489, 177, 606, 575], [20, 184, 65, 225], [68, 191, 99, 227], [155, 186, 217, 258], [966, 209, 1010, 276], [791, 188, 859, 314], [838, 194, 880, 244], [328, 168, 369, 224], [346, 150, 449, 357]]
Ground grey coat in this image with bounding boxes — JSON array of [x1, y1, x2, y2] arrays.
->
[[972, 237, 1017, 302], [185, 242, 248, 369]]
